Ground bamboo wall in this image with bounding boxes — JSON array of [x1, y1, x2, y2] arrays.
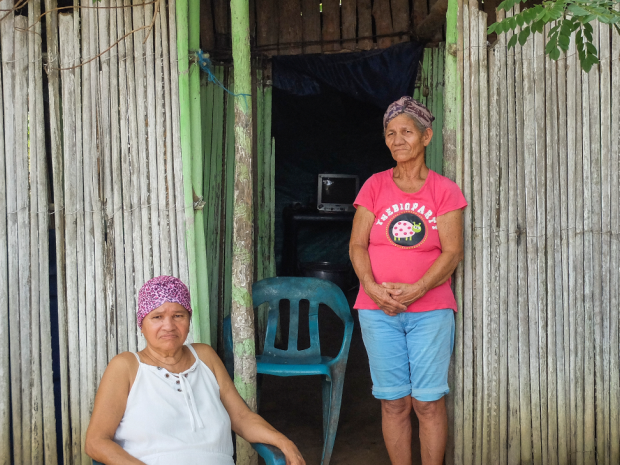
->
[[0, 3, 57, 464], [0, 0, 191, 463], [414, 44, 445, 174], [200, 66, 275, 350], [451, 3, 620, 464]]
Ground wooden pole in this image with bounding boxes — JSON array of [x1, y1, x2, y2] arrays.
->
[[230, 0, 257, 461]]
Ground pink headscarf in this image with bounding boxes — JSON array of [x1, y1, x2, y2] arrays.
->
[[137, 276, 192, 328], [383, 96, 435, 131]]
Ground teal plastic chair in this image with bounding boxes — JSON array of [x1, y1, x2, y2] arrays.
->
[[92, 443, 285, 465], [253, 277, 354, 465]]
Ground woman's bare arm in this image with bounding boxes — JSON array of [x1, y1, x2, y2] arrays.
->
[[192, 344, 305, 465], [349, 206, 407, 315], [383, 208, 464, 305], [84, 353, 145, 465]]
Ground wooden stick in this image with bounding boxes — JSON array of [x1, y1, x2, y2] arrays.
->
[[609, 10, 620, 463], [154, 1, 171, 276], [115, 0, 137, 352], [461, 6, 473, 465], [159, 0, 178, 280], [581, 31, 595, 465], [586, 21, 604, 465], [598, 22, 612, 465], [97, 0, 117, 363], [486, 29, 500, 465], [278, 0, 302, 55], [555, 24, 570, 465], [144, 0, 161, 277], [477, 11, 491, 464], [554, 27, 570, 463], [14, 17, 32, 464], [356, 0, 372, 50], [566, 35, 580, 465], [322, 0, 341, 51], [59, 12, 82, 464], [520, 19, 536, 463], [168, 0, 190, 288], [26, 1, 44, 459], [0, 11, 10, 462], [543, 25, 558, 464], [301, 0, 321, 53], [341, 0, 357, 49], [133, 0, 153, 284], [44, 0, 71, 459], [505, 9, 520, 465], [496, 14, 509, 463]]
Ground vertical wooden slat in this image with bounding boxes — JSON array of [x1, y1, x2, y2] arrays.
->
[[160, 0, 180, 281], [486, 32, 500, 465], [519, 14, 535, 463], [598, 22, 611, 465], [213, 0, 231, 50], [587, 22, 604, 465], [168, 0, 191, 287], [58, 13, 81, 464], [581, 38, 595, 465], [155, 4, 172, 278], [27, 2, 42, 461], [372, 0, 393, 48], [543, 25, 558, 465], [116, 0, 137, 352], [301, 0, 321, 53], [278, 0, 302, 55], [201, 0, 215, 51], [357, 0, 372, 50], [505, 9, 520, 465], [532, 31, 547, 465], [14, 18, 31, 465], [555, 25, 570, 465], [322, 0, 341, 51], [0, 13, 9, 464], [412, 0, 428, 30], [461, 6, 473, 465], [468, 6, 483, 464], [496, 15, 509, 464], [610, 12, 620, 464], [44, 0, 71, 459], [223, 73, 236, 319], [0, 10, 20, 463], [144, 0, 161, 278], [566, 36, 581, 465], [341, 0, 357, 50]]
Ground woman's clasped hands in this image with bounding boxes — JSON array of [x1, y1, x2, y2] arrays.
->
[[364, 280, 429, 316]]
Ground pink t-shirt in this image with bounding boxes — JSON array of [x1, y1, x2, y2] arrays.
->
[[353, 169, 467, 313]]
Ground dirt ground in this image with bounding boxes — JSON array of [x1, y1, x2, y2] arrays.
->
[[258, 291, 422, 465]]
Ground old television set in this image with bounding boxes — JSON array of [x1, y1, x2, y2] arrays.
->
[[317, 174, 359, 212]]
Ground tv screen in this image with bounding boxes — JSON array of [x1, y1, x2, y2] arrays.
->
[[318, 174, 359, 212]]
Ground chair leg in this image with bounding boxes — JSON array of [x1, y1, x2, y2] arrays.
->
[[321, 368, 345, 465], [321, 375, 332, 441]]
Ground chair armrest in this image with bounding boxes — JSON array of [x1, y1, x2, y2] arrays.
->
[[252, 442, 287, 465]]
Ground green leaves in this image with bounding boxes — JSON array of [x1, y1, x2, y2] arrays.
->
[[488, 0, 620, 72]]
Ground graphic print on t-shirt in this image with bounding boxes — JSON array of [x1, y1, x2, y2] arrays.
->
[[387, 211, 427, 248]]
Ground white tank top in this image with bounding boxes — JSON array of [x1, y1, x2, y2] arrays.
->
[[113, 344, 235, 465]]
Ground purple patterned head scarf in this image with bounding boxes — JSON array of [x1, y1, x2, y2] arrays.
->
[[137, 276, 192, 328], [383, 96, 435, 131]]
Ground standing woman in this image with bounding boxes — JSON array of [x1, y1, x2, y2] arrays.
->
[[349, 97, 466, 465]]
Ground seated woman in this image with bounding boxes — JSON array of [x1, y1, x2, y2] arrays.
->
[[85, 275, 305, 465]]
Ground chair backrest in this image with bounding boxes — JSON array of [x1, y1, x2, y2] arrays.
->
[[253, 277, 354, 364]]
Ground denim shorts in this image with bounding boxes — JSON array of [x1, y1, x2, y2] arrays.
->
[[358, 309, 455, 402]]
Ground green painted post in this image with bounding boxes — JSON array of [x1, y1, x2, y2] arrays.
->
[[230, 0, 258, 460], [444, 0, 462, 463], [175, 0, 201, 340], [188, 0, 211, 344]]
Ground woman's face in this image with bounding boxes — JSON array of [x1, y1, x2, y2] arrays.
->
[[385, 114, 433, 164], [141, 302, 191, 352]]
